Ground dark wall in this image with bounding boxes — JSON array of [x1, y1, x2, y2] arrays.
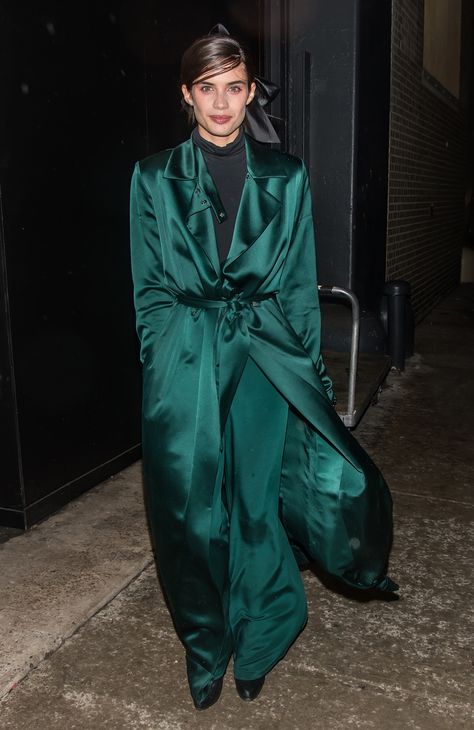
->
[[0, 196, 23, 513], [263, 0, 391, 356], [264, 0, 391, 308], [387, 0, 471, 322], [0, 0, 260, 527], [288, 0, 360, 292], [0, 1, 146, 526], [354, 0, 391, 311]]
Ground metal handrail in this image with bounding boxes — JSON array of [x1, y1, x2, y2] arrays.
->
[[318, 285, 360, 425]]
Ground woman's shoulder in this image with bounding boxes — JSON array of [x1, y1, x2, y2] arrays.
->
[[245, 135, 306, 180], [135, 135, 306, 181], [135, 136, 196, 177], [135, 146, 176, 176]]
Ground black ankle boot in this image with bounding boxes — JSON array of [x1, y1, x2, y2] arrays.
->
[[193, 676, 224, 711], [234, 675, 265, 701]]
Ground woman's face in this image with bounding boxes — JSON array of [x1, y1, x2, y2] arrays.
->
[[181, 62, 256, 147]]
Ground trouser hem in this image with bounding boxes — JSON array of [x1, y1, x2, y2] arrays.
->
[[232, 612, 308, 680]]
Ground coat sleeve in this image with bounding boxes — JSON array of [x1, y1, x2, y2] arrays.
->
[[276, 160, 335, 404], [130, 161, 175, 364]]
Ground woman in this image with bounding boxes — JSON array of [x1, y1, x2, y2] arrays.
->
[[130, 29, 397, 711]]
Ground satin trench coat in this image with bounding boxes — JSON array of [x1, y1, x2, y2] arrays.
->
[[130, 133, 396, 697]]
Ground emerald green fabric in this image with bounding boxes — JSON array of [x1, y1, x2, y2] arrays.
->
[[130, 133, 397, 704]]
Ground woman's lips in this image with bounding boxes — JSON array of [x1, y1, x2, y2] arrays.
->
[[209, 115, 232, 124]]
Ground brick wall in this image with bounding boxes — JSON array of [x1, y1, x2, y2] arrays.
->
[[387, 0, 468, 322]]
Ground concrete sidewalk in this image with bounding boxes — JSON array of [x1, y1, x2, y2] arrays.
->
[[1, 285, 473, 729]]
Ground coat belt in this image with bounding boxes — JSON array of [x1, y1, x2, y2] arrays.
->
[[175, 291, 277, 432], [176, 291, 277, 319]]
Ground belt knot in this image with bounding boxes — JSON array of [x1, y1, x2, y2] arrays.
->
[[174, 291, 277, 322], [225, 294, 246, 322]]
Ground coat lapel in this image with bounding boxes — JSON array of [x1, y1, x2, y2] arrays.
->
[[222, 135, 287, 270], [162, 134, 288, 277], [163, 138, 222, 278]]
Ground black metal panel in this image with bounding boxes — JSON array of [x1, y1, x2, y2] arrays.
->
[[0, 2, 144, 523], [264, 0, 391, 309], [288, 0, 360, 291], [263, 0, 391, 356], [0, 194, 24, 526], [262, 0, 289, 147], [0, 1, 261, 528], [354, 0, 391, 310]]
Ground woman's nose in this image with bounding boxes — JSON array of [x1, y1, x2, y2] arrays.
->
[[213, 91, 229, 109]]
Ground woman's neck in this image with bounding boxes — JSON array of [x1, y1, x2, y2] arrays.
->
[[195, 123, 242, 148], [192, 126, 245, 157]]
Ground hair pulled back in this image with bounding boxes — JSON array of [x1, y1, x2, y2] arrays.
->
[[180, 33, 256, 123]]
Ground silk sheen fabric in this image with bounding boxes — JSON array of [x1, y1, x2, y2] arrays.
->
[[130, 134, 397, 701]]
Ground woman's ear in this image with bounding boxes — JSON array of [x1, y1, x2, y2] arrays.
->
[[181, 84, 193, 106], [246, 81, 257, 106]]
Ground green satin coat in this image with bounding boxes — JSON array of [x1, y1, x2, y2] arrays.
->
[[130, 133, 396, 612]]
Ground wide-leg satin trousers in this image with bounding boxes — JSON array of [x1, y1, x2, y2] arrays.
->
[[147, 356, 308, 706]]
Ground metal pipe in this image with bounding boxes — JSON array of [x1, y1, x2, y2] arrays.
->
[[318, 285, 360, 422]]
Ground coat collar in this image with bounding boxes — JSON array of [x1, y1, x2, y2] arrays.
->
[[163, 132, 288, 181], [163, 133, 286, 277]]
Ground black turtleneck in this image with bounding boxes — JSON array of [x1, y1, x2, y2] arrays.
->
[[192, 126, 247, 264]]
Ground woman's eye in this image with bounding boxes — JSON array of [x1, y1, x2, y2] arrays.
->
[[199, 85, 212, 93], [228, 86, 242, 94]]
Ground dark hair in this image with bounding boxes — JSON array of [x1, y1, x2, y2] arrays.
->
[[180, 33, 256, 123]]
